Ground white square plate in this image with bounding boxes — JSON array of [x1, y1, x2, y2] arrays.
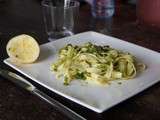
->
[[4, 31, 160, 113]]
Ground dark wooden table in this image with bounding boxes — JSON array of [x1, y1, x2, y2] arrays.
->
[[0, 0, 160, 120]]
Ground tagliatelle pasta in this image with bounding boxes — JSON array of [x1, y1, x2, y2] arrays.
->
[[51, 42, 146, 85]]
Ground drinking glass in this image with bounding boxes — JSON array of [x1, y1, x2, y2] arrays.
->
[[41, 0, 79, 41]]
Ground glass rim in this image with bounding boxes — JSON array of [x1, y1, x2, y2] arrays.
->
[[41, 0, 80, 9]]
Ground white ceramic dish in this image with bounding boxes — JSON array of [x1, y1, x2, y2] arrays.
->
[[4, 31, 160, 113]]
